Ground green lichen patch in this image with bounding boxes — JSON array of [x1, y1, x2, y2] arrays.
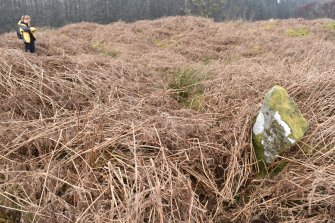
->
[[252, 131, 266, 175], [266, 85, 308, 141], [253, 132, 265, 161]]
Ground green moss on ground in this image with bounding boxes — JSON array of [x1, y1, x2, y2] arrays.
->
[[91, 41, 120, 58], [185, 93, 205, 111], [264, 22, 277, 30], [153, 39, 174, 48], [287, 27, 310, 37], [326, 21, 335, 30], [168, 68, 207, 110]]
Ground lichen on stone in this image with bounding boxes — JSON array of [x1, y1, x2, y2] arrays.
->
[[253, 111, 265, 135], [252, 85, 308, 169], [268, 87, 308, 138]]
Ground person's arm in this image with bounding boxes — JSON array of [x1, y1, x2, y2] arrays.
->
[[19, 25, 31, 32], [19, 25, 37, 33]]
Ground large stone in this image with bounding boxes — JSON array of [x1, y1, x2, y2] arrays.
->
[[252, 85, 308, 165]]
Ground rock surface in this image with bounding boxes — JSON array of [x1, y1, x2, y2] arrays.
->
[[252, 86, 308, 164]]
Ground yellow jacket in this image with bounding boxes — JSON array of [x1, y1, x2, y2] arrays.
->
[[18, 20, 36, 43]]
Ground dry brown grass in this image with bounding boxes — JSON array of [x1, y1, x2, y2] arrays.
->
[[0, 16, 334, 222]]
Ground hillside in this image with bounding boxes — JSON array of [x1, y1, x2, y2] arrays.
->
[[0, 17, 334, 222]]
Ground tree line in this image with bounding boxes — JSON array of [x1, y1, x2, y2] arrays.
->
[[0, 0, 334, 33]]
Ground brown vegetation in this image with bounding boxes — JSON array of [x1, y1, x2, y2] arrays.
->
[[0, 16, 334, 222]]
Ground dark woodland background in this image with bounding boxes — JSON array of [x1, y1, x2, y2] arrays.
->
[[0, 0, 334, 33]]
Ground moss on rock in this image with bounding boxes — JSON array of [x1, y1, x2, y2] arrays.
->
[[252, 86, 308, 171], [266, 86, 308, 141]]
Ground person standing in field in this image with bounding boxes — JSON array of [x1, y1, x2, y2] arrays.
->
[[17, 15, 37, 53]]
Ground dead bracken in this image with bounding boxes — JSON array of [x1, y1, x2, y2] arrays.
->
[[0, 16, 334, 222]]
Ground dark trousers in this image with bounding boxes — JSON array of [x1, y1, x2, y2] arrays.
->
[[24, 41, 35, 53]]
